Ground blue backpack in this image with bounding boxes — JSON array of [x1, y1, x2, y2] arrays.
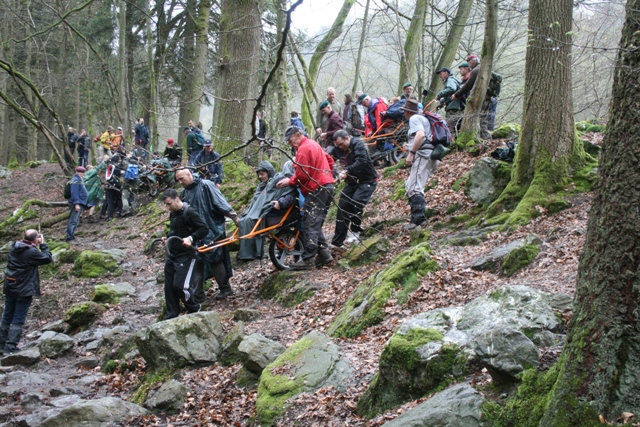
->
[[125, 163, 139, 181], [385, 99, 406, 121]]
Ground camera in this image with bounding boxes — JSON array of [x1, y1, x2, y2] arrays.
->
[[422, 89, 433, 96]]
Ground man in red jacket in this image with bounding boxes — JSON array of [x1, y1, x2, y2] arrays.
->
[[276, 126, 335, 270]]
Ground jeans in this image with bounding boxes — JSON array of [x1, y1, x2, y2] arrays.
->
[[301, 185, 334, 259], [1, 295, 33, 326], [66, 204, 83, 240], [77, 148, 88, 167]]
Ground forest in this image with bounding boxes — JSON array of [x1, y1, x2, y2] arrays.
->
[[1, 0, 640, 426]]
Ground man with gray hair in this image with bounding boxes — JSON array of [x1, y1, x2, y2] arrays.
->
[[316, 87, 342, 132]]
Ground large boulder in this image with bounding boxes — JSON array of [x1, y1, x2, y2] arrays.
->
[[37, 331, 75, 358], [39, 396, 147, 427], [328, 242, 440, 338], [381, 383, 484, 427], [358, 285, 569, 417], [465, 157, 511, 206], [135, 311, 223, 370], [219, 321, 245, 366], [90, 282, 136, 304], [238, 333, 286, 374], [74, 249, 127, 278], [256, 331, 354, 426]]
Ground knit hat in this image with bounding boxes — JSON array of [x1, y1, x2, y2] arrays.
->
[[319, 100, 330, 110]]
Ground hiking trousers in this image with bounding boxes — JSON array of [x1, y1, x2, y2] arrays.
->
[[301, 185, 334, 260], [164, 255, 202, 319], [332, 182, 377, 246]]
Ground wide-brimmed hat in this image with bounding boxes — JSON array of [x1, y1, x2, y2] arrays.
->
[[400, 98, 421, 114]]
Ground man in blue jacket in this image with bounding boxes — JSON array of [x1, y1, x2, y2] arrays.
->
[[66, 166, 88, 242], [1, 230, 53, 354]]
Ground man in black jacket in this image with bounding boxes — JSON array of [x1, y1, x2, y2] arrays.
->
[[330, 130, 379, 247], [1, 230, 53, 354], [161, 189, 209, 320]]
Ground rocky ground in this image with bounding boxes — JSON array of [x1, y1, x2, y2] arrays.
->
[[0, 139, 594, 426]]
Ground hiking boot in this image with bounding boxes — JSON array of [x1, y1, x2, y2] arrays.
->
[[289, 258, 316, 271], [403, 221, 426, 231], [215, 289, 234, 300], [315, 249, 333, 267], [87, 215, 99, 223], [4, 324, 23, 354]]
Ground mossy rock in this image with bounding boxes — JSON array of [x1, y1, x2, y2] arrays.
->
[[54, 248, 82, 264], [46, 241, 69, 252], [74, 250, 123, 278], [91, 285, 119, 304], [390, 180, 405, 201], [219, 321, 245, 366], [500, 244, 540, 277], [410, 228, 430, 246], [572, 161, 599, 192], [236, 366, 260, 389], [357, 326, 470, 418], [25, 161, 43, 168], [491, 123, 521, 140], [328, 242, 440, 338], [258, 271, 317, 307], [361, 218, 405, 238], [63, 301, 107, 329], [343, 235, 390, 267]]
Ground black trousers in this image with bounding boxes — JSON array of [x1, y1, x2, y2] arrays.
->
[[105, 188, 122, 219], [301, 185, 334, 260], [164, 255, 202, 319], [332, 182, 377, 246]]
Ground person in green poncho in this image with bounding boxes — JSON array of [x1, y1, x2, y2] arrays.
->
[[84, 156, 108, 223]]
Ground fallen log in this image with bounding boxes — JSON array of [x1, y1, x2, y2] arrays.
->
[[0, 199, 68, 234]]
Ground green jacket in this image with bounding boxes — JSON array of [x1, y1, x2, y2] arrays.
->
[[84, 161, 107, 206]]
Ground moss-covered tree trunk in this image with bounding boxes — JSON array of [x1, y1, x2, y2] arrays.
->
[[541, 2, 640, 425], [177, 0, 197, 147], [213, 0, 262, 164], [458, 0, 497, 142], [351, 0, 370, 96], [423, 0, 474, 102], [486, 0, 582, 228], [397, 0, 428, 94], [300, 0, 355, 130]]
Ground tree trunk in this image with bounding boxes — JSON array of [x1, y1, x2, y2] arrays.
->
[[212, 0, 263, 158], [424, 0, 474, 101], [178, 0, 197, 147], [300, 0, 355, 130], [117, 0, 127, 131], [487, 0, 583, 229], [146, 14, 158, 147], [459, 0, 497, 138], [271, 0, 290, 166], [189, 0, 211, 137], [351, 0, 370, 96], [397, 0, 428, 94], [541, 1, 640, 424]]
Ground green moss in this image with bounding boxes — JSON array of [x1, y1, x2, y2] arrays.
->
[[571, 161, 598, 192], [360, 218, 405, 238], [328, 243, 440, 338], [7, 156, 19, 169], [452, 175, 467, 192], [456, 131, 480, 149], [57, 249, 81, 264], [584, 124, 605, 133], [236, 366, 260, 389], [74, 250, 118, 278], [382, 328, 444, 371], [258, 271, 315, 307], [390, 180, 405, 201], [425, 208, 440, 220], [130, 369, 176, 405], [446, 203, 462, 214], [382, 159, 407, 178], [491, 123, 521, 139], [409, 228, 430, 246], [90, 285, 119, 304], [256, 336, 314, 425], [63, 301, 107, 328], [344, 235, 390, 267], [500, 244, 540, 276], [103, 360, 119, 374]]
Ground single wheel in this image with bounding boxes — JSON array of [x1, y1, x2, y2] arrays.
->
[[391, 143, 408, 163], [149, 185, 159, 197], [269, 229, 304, 270]]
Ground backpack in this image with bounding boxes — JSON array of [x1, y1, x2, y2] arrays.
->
[[487, 72, 503, 98], [63, 181, 72, 199], [423, 111, 453, 147], [384, 99, 406, 121], [124, 163, 139, 181], [195, 131, 205, 146]]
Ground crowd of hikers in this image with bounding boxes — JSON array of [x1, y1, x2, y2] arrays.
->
[[23, 51, 505, 323]]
